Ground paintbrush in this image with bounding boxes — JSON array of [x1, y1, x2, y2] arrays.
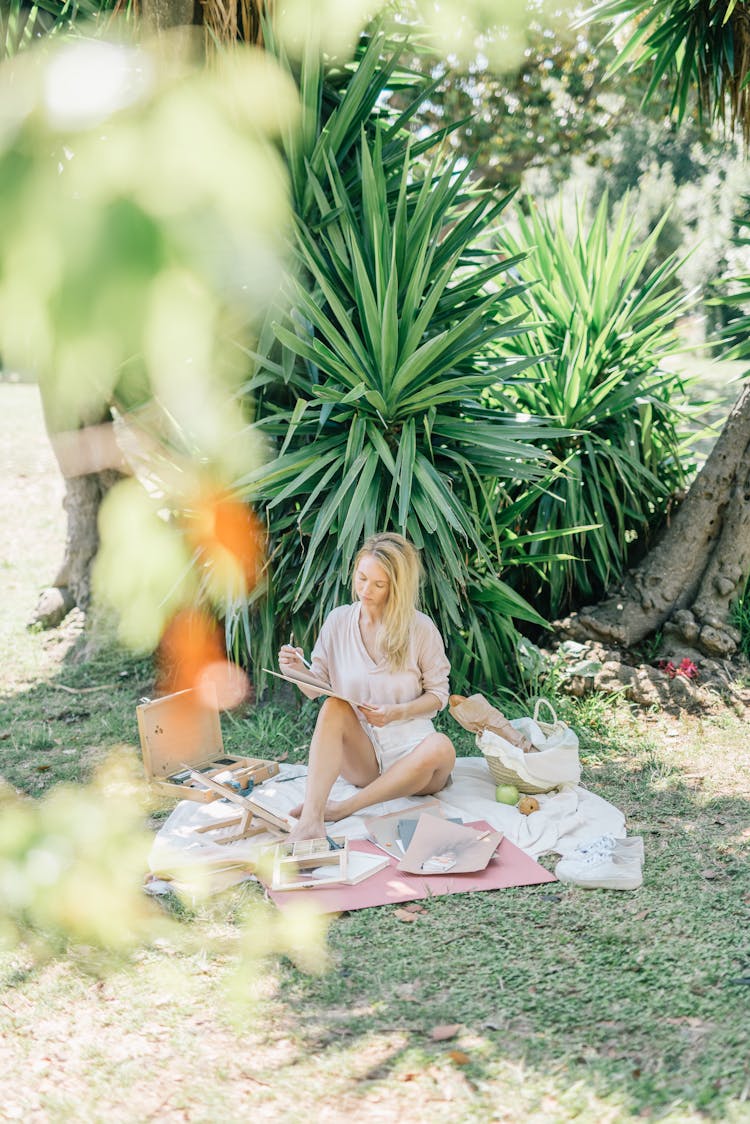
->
[[289, 630, 312, 668]]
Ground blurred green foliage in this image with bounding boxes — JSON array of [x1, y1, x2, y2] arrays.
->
[[0, 38, 299, 651], [0, 756, 164, 956]]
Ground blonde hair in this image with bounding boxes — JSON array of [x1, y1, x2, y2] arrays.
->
[[351, 532, 423, 671]]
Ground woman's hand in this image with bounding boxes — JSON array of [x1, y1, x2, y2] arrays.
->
[[278, 644, 308, 676], [358, 702, 403, 728]]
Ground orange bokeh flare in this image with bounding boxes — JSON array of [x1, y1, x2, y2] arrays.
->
[[186, 492, 266, 593], [157, 608, 249, 710]]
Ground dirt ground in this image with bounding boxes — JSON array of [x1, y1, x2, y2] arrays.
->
[[0, 379, 83, 686]]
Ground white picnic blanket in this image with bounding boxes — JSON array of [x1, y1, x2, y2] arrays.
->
[[148, 756, 626, 893]]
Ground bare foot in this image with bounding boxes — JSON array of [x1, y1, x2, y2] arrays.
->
[[321, 797, 357, 822], [285, 818, 326, 845], [285, 798, 357, 838]]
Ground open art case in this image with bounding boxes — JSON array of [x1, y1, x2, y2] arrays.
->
[[136, 686, 279, 803]]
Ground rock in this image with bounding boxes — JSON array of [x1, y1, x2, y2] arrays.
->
[[557, 640, 588, 657], [699, 625, 738, 658], [671, 609, 700, 644], [627, 667, 663, 708], [566, 676, 590, 697], [530, 627, 749, 714], [28, 586, 75, 629], [669, 675, 697, 703]]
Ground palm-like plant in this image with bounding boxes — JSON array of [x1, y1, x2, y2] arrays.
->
[[229, 33, 556, 689], [717, 193, 750, 358], [1, 0, 41, 55], [494, 194, 695, 617], [265, 22, 458, 222], [583, 0, 750, 143], [0, 0, 119, 57]]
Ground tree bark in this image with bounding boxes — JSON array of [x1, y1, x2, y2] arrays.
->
[[30, 469, 124, 628], [558, 381, 750, 657], [30, 401, 126, 629], [141, 0, 201, 33], [139, 0, 270, 44]]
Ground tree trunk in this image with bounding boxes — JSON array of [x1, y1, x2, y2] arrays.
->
[[558, 381, 750, 658], [141, 0, 201, 33], [139, 0, 271, 44], [30, 0, 261, 631], [30, 402, 126, 629], [30, 470, 124, 628]]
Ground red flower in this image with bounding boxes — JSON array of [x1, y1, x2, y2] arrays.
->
[[657, 658, 698, 680], [676, 658, 699, 680]]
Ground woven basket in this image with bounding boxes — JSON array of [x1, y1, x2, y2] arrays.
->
[[481, 699, 566, 796], [483, 757, 550, 796]]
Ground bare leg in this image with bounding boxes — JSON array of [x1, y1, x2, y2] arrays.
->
[[323, 732, 455, 822], [287, 697, 379, 843]]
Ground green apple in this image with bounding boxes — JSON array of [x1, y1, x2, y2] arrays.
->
[[495, 784, 520, 805]]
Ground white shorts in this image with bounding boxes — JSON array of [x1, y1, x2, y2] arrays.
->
[[365, 717, 436, 774]]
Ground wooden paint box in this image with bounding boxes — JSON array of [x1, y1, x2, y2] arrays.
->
[[271, 836, 349, 890], [136, 687, 279, 802]]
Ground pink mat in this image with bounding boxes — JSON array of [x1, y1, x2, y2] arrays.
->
[[265, 821, 556, 913]]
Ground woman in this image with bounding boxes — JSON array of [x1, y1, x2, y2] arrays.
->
[[278, 532, 455, 842]]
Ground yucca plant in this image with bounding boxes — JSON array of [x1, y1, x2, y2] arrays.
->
[[0, 0, 119, 57], [494, 194, 696, 617], [716, 193, 750, 359], [1, 0, 42, 55], [263, 22, 459, 222], [583, 0, 750, 142], [232, 99, 557, 689]]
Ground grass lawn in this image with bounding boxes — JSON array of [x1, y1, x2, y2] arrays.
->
[[1, 380, 749, 1122]]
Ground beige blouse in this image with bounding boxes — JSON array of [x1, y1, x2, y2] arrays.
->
[[308, 602, 450, 717]]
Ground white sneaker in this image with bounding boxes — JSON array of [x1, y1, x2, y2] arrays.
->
[[616, 835, 645, 862], [555, 842, 643, 890], [571, 834, 645, 862]]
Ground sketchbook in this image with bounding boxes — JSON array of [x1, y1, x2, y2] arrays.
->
[[263, 668, 365, 710]]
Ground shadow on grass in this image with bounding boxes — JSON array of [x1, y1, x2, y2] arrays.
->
[[0, 634, 155, 794], [262, 754, 750, 1120], [0, 633, 322, 796], [2, 640, 749, 1118]]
